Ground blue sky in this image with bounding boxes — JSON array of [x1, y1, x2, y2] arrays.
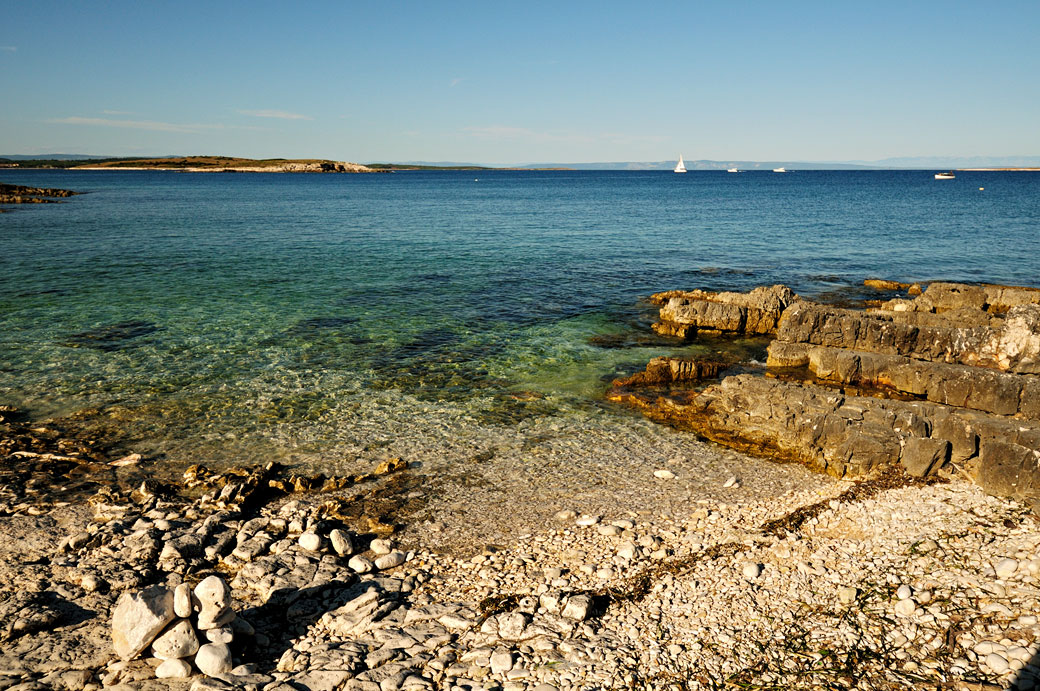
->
[[2, 1, 1038, 164]]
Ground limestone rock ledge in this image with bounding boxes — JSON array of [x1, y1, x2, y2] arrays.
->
[[650, 284, 797, 338], [613, 280, 1040, 511]]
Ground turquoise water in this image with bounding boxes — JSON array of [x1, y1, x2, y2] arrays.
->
[[2, 169, 1039, 473]]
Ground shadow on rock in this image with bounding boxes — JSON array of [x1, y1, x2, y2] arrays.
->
[[240, 578, 372, 671], [1, 590, 96, 642]]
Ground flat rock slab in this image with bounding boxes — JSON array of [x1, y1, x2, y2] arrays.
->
[[610, 373, 1040, 510]]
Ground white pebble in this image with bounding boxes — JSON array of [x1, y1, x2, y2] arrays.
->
[[195, 642, 232, 676], [369, 538, 394, 555], [896, 584, 913, 600], [894, 598, 917, 617], [298, 532, 323, 552], [653, 469, 675, 480], [155, 658, 192, 679], [994, 558, 1019, 579], [723, 475, 740, 488], [985, 652, 1009, 674], [741, 562, 762, 580], [575, 515, 601, 527], [374, 551, 406, 570]]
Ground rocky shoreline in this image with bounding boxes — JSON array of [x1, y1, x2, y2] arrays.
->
[[2, 279, 1040, 690]]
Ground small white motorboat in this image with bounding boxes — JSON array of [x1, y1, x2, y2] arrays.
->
[[727, 168, 739, 173], [934, 171, 955, 180], [772, 167, 788, 173]]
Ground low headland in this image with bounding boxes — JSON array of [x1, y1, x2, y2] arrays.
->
[[68, 157, 377, 174], [2, 280, 1040, 690]]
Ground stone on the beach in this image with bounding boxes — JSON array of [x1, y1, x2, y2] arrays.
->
[[374, 550, 406, 570], [151, 619, 200, 660], [195, 642, 233, 676], [298, 532, 323, 552], [554, 510, 577, 522], [985, 652, 1010, 674], [837, 587, 858, 605], [994, 558, 1018, 578], [369, 538, 393, 555], [723, 475, 740, 488], [597, 524, 622, 536], [896, 584, 913, 600], [491, 649, 514, 674], [329, 529, 354, 556], [111, 585, 176, 660], [348, 555, 374, 573], [575, 515, 600, 526], [618, 541, 638, 560], [562, 595, 592, 621], [205, 626, 234, 644], [741, 562, 762, 580], [653, 469, 675, 480], [496, 612, 529, 640], [194, 576, 234, 630], [894, 598, 917, 617], [155, 657, 193, 679], [174, 583, 194, 618]]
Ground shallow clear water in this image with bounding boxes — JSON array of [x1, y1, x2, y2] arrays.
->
[[2, 169, 1039, 475]]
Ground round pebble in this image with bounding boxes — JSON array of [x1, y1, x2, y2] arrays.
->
[[298, 532, 323, 552]]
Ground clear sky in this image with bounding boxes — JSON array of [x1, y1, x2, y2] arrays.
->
[[2, 1, 1038, 164]]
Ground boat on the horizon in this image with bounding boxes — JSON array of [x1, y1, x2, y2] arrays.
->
[[727, 168, 739, 173], [772, 167, 788, 173], [935, 171, 956, 180], [674, 155, 687, 174]]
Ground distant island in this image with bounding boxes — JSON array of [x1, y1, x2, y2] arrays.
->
[[63, 156, 377, 173]]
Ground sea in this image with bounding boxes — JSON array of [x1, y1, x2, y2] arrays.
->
[[2, 169, 1039, 541]]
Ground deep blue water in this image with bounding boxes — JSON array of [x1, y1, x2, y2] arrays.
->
[[2, 169, 1038, 469]]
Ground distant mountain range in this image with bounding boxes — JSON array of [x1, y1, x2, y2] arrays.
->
[[5, 154, 1040, 170]]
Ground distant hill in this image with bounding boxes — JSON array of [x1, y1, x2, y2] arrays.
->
[[0, 154, 119, 160]]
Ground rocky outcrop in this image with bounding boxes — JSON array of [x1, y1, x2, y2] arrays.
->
[[767, 343, 1040, 419], [609, 373, 1040, 509], [876, 281, 1040, 315], [611, 356, 726, 387], [770, 301, 1040, 374], [650, 284, 797, 338], [614, 281, 1040, 511], [0, 183, 80, 206]]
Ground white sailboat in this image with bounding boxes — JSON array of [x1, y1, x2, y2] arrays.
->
[[674, 155, 687, 174]]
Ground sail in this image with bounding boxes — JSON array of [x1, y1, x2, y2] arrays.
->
[[674, 155, 686, 173]]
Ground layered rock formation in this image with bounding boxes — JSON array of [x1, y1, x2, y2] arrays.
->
[[611, 280, 1040, 511], [650, 284, 797, 338]]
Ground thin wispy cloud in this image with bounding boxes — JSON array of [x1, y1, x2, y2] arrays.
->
[[238, 109, 312, 121], [48, 116, 226, 134], [1, 46, 16, 52], [449, 78, 463, 88], [102, 109, 135, 116]]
